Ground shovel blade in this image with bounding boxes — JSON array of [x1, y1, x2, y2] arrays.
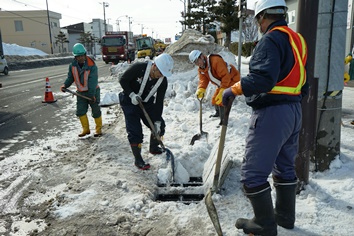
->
[[190, 134, 202, 145], [205, 190, 223, 236], [190, 132, 209, 145]]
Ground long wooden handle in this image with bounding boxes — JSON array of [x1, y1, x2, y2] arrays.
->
[[64, 88, 93, 101]]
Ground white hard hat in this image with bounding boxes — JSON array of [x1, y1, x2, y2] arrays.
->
[[155, 53, 174, 77], [189, 50, 202, 63], [254, 0, 287, 18]]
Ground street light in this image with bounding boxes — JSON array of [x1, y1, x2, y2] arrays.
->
[[170, 0, 187, 31], [100, 2, 109, 33], [116, 15, 128, 31]]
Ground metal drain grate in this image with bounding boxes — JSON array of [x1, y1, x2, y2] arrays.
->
[[156, 177, 204, 204]]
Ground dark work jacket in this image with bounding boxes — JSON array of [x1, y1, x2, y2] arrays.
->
[[241, 20, 309, 109], [119, 61, 167, 119]]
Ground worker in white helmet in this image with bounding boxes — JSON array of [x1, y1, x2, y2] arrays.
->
[[189, 49, 240, 124], [222, 0, 309, 235], [119, 53, 174, 170]]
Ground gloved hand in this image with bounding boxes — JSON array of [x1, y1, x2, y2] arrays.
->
[[60, 85, 66, 92], [215, 88, 225, 105], [345, 55, 352, 64], [195, 88, 206, 99], [222, 88, 236, 106], [89, 96, 96, 104], [129, 92, 141, 105], [154, 121, 161, 135]]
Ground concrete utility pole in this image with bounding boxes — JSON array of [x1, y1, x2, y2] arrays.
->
[[313, 0, 347, 171], [46, 0, 53, 54], [296, 0, 319, 189], [101, 2, 109, 34]]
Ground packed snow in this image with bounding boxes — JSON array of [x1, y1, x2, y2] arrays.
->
[[2, 42, 47, 56], [0, 37, 354, 235]]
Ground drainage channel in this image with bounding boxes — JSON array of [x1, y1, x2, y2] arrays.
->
[[156, 177, 205, 204]]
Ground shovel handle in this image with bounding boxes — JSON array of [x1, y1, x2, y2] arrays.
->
[[136, 98, 166, 150], [198, 95, 204, 133], [64, 88, 93, 101], [212, 96, 235, 193]]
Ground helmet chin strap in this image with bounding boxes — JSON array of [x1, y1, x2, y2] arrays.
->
[[200, 58, 206, 69]]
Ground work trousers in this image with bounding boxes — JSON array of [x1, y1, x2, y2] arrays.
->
[[119, 92, 165, 144], [76, 88, 101, 118], [241, 103, 302, 188]]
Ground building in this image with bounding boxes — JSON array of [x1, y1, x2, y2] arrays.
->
[[0, 10, 62, 54], [62, 22, 93, 55]]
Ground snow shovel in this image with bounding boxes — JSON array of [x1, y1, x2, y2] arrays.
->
[[137, 98, 175, 182], [204, 96, 234, 236], [64, 88, 94, 101], [190, 95, 209, 145]]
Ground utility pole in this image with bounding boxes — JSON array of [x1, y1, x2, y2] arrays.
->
[[296, 0, 319, 190], [313, 0, 347, 171], [46, 0, 53, 54], [101, 2, 109, 34], [237, 0, 246, 72], [128, 17, 133, 32]]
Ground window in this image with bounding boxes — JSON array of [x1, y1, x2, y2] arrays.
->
[[14, 20, 23, 31], [287, 10, 296, 25]]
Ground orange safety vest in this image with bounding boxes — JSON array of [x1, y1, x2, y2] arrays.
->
[[268, 26, 307, 95], [72, 67, 90, 92], [71, 56, 98, 92]]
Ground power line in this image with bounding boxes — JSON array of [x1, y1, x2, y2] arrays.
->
[[2, 9, 49, 26]]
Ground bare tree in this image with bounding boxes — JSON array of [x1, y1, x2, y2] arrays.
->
[[242, 15, 258, 43]]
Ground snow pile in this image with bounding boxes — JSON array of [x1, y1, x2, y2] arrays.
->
[[2, 42, 47, 56]]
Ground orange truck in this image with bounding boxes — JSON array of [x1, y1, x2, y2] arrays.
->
[[100, 31, 135, 64]]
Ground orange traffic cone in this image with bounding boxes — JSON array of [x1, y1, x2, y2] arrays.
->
[[42, 77, 57, 103]]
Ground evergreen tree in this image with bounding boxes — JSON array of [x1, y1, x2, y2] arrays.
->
[[78, 32, 94, 54], [54, 31, 69, 53], [184, 0, 216, 34], [210, 0, 239, 48]]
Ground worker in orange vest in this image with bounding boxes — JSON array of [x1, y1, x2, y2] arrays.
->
[[60, 43, 102, 137]]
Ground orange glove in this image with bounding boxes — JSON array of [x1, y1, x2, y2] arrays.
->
[[215, 88, 225, 105]]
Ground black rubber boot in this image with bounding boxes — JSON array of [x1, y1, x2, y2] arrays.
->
[[149, 134, 163, 155], [209, 106, 220, 118], [273, 177, 298, 229], [130, 144, 150, 170], [235, 183, 277, 236]]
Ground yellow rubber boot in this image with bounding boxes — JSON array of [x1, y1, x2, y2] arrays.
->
[[78, 115, 90, 137], [94, 116, 102, 137]]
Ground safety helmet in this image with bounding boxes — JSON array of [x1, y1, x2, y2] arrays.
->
[[72, 43, 87, 56], [254, 0, 287, 18], [155, 53, 174, 77], [189, 50, 202, 63]]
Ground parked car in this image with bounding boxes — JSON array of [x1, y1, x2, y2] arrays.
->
[[0, 55, 9, 75]]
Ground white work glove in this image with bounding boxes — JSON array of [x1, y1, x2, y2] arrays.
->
[[154, 121, 161, 135], [129, 92, 141, 105]]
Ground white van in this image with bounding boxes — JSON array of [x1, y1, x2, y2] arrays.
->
[[0, 55, 9, 75]]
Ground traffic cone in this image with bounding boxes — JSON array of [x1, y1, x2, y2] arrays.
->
[[42, 77, 57, 103]]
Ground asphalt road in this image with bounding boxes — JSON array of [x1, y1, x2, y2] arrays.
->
[[0, 59, 112, 160]]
